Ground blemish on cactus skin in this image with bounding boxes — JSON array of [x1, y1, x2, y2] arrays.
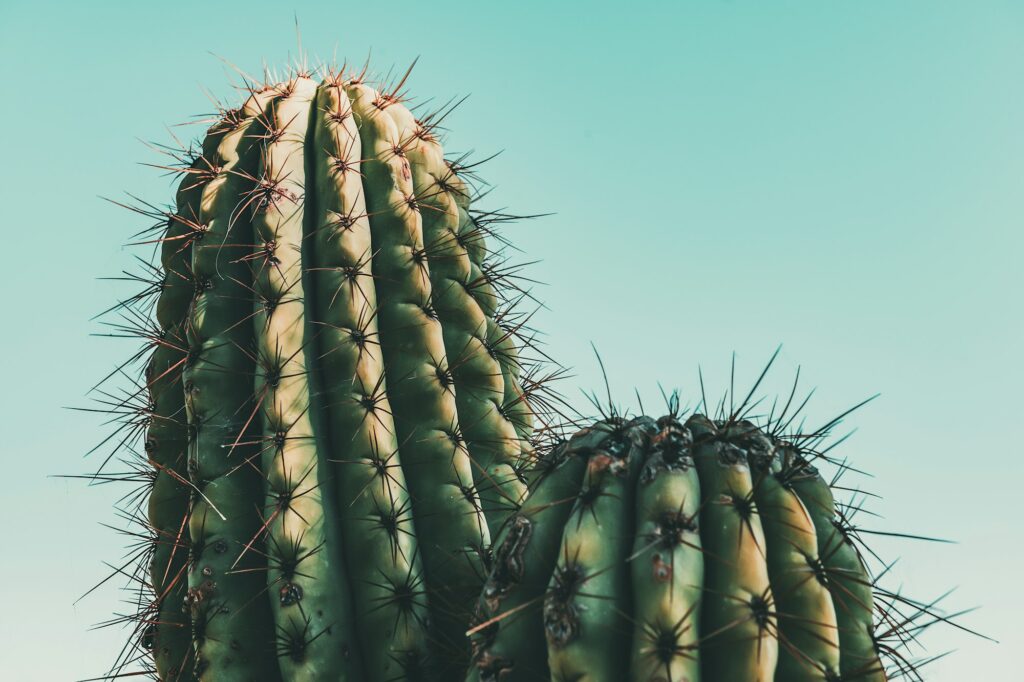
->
[[652, 553, 672, 582], [279, 582, 303, 607]]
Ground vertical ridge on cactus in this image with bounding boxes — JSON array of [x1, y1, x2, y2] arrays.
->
[[387, 101, 528, 534], [146, 156, 207, 682], [183, 86, 281, 681], [788, 457, 886, 680], [628, 416, 703, 682], [344, 77, 494, 671], [307, 72, 432, 677], [92, 61, 558, 682], [750, 441, 841, 680]]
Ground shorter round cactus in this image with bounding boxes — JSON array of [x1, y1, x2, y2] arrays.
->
[[468, 409, 897, 682]]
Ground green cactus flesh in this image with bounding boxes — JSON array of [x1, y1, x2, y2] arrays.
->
[[124, 68, 542, 681], [468, 414, 891, 682]]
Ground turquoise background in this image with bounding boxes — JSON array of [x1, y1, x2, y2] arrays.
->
[[1, 1, 1020, 678]]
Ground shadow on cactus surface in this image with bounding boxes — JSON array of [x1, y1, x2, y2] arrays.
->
[[78, 56, 981, 682]]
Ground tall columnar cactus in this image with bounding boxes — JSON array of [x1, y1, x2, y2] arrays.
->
[[102, 64, 552, 682], [467, 411, 903, 682]]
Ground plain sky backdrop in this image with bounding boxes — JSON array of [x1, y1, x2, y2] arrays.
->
[[1, 1, 1020, 679]]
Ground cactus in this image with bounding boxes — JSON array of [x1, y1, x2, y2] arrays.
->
[[467, 396, 949, 682], [92, 63, 556, 682], [88, 58, 969, 682]]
